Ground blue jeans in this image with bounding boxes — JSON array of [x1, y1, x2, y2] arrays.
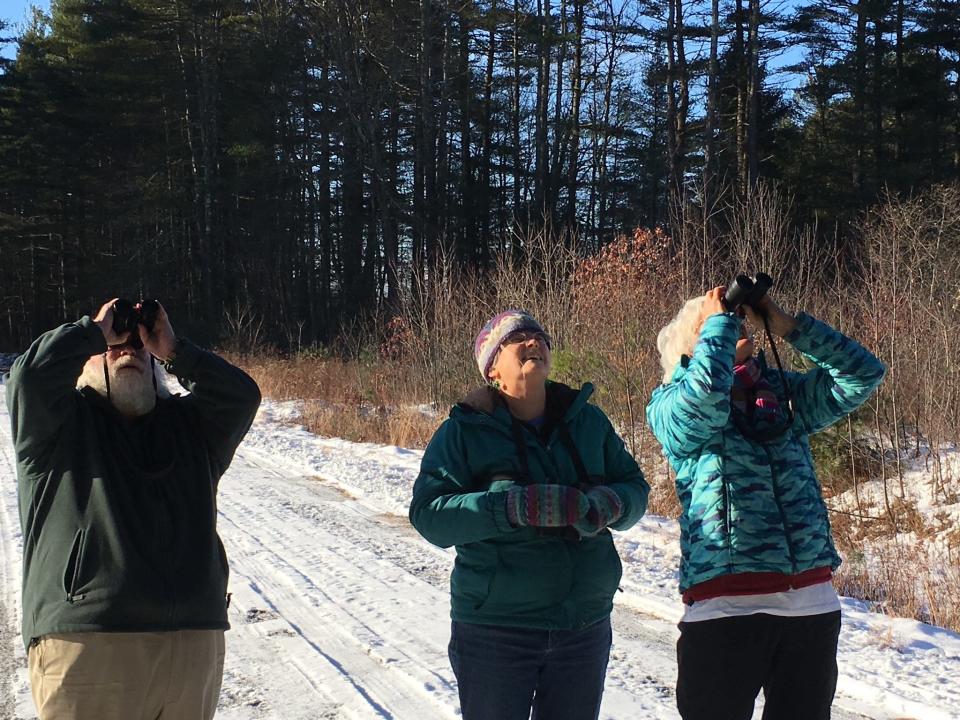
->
[[448, 617, 612, 720]]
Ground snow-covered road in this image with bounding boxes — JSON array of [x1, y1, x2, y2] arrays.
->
[[2, 392, 959, 719]]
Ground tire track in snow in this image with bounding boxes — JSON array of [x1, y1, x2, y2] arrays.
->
[[215, 456, 460, 719]]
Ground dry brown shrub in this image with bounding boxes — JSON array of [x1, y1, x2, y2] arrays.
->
[[387, 407, 445, 448], [834, 537, 960, 633], [641, 457, 682, 519], [562, 228, 683, 458], [231, 354, 351, 403], [300, 401, 442, 448]]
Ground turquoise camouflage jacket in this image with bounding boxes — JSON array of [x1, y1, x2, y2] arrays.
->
[[646, 312, 886, 593]]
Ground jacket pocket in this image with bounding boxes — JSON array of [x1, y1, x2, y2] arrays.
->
[[475, 566, 498, 610], [478, 541, 570, 615], [63, 528, 88, 603]]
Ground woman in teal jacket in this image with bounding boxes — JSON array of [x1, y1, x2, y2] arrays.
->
[[409, 309, 649, 720], [646, 286, 885, 720]]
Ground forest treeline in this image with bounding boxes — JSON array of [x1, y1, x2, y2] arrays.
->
[[0, 0, 959, 349]]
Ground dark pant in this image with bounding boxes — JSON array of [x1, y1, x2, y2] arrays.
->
[[448, 617, 612, 720], [676, 610, 841, 720]]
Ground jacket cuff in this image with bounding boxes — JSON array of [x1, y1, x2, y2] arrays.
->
[[699, 312, 741, 342], [489, 491, 518, 534], [162, 338, 202, 376]]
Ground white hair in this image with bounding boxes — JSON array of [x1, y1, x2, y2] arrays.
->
[[656, 295, 705, 384]]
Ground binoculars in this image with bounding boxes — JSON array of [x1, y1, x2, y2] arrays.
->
[[110, 299, 160, 349], [723, 273, 773, 314]]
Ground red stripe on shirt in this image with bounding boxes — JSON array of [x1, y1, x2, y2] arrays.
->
[[682, 566, 833, 605]]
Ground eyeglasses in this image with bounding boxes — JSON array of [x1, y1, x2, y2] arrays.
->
[[107, 340, 142, 352], [500, 330, 552, 350]]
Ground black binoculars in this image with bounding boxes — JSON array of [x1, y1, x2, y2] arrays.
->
[[723, 273, 773, 314], [110, 298, 160, 349]]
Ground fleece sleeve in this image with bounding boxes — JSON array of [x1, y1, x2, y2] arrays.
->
[[5, 317, 106, 476], [164, 340, 262, 476]]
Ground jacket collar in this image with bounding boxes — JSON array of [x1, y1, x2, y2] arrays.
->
[[670, 350, 770, 384], [451, 380, 594, 429]]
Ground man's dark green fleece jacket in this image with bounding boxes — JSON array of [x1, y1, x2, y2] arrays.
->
[[5, 316, 261, 650]]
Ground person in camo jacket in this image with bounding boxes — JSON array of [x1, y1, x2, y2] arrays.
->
[[646, 285, 885, 720], [410, 309, 650, 720]]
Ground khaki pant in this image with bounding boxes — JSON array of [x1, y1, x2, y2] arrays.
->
[[29, 630, 225, 720]]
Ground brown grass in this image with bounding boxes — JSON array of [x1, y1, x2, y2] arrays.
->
[[834, 538, 960, 633], [300, 400, 442, 448], [225, 352, 448, 448]]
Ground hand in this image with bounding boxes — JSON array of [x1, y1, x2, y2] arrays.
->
[[93, 298, 129, 347], [572, 485, 624, 537], [743, 294, 797, 337], [505, 484, 589, 528], [138, 302, 177, 360], [698, 287, 728, 333]]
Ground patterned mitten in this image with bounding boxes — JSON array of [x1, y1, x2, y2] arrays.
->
[[505, 484, 589, 528], [572, 485, 624, 537]]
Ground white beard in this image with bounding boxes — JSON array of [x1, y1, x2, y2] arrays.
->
[[78, 356, 157, 417]]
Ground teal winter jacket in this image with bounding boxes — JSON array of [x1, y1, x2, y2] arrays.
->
[[410, 381, 650, 630], [646, 312, 885, 594]]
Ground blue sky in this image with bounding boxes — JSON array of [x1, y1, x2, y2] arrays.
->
[[0, 0, 805, 93], [1, 0, 47, 21], [1, 0, 48, 59]]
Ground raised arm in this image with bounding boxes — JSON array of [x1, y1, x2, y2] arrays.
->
[[5, 317, 105, 474], [646, 312, 740, 459], [783, 313, 886, 433], [164, 343, 261, 475], [142, 303, 261, 475]]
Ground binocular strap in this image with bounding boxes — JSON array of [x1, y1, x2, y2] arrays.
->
[[101, 353, 159, 405]]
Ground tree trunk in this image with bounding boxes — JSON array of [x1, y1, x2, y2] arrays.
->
[[854, 0, 867, 192], [675, 0, 689, 198], [735, 0, 747, 193], [746, 0, 760, 186], [459, 8, 473, 263], [566, 0, 584, 230], [534, 0, 552, 218], [512, 0, 524, 255], [481, 0, 498, 266], [550, 0, 567, 222], [704, 0, 719, 192]]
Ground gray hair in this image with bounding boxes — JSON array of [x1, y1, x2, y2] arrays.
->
[[656, 295, 704, 384]]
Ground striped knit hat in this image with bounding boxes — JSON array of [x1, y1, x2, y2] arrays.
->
[[474, 310, 548, 380]]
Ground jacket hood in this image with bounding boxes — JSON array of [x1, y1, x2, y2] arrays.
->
[[452, 380, 595, 430]]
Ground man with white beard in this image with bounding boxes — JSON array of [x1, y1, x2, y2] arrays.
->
[[5, 298, 261, 720]]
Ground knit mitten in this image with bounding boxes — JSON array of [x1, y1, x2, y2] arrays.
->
[[505, 484, 589, 528], [572, 485, 624, 537]]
